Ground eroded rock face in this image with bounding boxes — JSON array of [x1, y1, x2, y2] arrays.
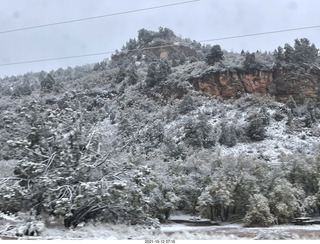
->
[[189, 67, 320, 103]]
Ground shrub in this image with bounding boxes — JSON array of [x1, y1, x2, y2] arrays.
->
[[206, 45, 224, 65], [184, 114, 216, 148], [247, 117, 266, 141], [219, 122, 237, 147], [244, 194, 275, 227]]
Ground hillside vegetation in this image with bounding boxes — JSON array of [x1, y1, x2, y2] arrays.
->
[[0, 28, 320, 234]]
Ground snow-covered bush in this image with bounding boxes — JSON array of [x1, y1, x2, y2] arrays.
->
[[247, 117, 266, 141], [244, 194, 275, 227], [268, 181, 304, 223], [197, 178, 233, 221], [184, 113, 216, 148], [219, 122, 237, 147]]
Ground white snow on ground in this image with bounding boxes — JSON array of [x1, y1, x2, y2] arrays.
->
[[1, 212, 320, 240], [215, 111, 320, 166]]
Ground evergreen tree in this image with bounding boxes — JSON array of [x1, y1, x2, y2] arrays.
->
[[284, 43, 295, 63], [145, 63, 158, 87], [127, 65, 139, 85], [243, 52, 261, 71], [293, 38, 318, 65], [184, 114, 215, 148], [219, 122, 237, 147], [40, 74, 56, 93], [286, 110, 293, 126], [137, 28, 154, 46], [206, 45, 224, 65], [126, 38, 138, 50], [115, 67, 126, 84], [158, 59, 172, 81], [178, 95, 196, 115], [259, 106, 270, 126], [247, 117, 266, 141], [286, 95, 297, 113], [274, 46, 285, 65], [145, 59, 171, 87], [307, 101, 317, 123]]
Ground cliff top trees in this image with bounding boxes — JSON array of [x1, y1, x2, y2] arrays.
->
[[206, 45, 224, 65], [293, 38, 319, 65], [243, 52, 262, 71], [274, 38, 319, 66]]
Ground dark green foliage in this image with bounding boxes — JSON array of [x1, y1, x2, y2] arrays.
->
[[304, 101, 317, 128], [12, 81, 32, 97], [118, 114, 134, 138], [172, 52, 187, 67], [157, 27, 177, 40], [126, 38, 138, 50], [145, 63, 158, 87], [247, 117, 266, 141], [284, 43, 295, 63], [184, 114, 216, 148], [178, 95, 196, 115], [145, 59, 172, 87], [244, 194, 275, 227], [164, 140, 186, 160], [159, 59, 172, 79], [274, 46, 285, 65], [143, 121, 165, 149], [307, 101, 317, 123], [286, 110, 293, 125], [127, 65, 139, 85], [40, 74, 55, 92], [243, 52, 261, 71], [259, 106, 270, 126], [115, 67, 126, 84], [138, 28, 154, 46], [286, 95, 297, 113], [219, 122, 237, 147], [137, 27, 176, 47], [206, 45, 223, 65], [275, 38, 319, 66], [293, 38, 318, 65]]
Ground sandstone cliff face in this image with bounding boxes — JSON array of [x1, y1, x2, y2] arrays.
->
[[189, 67, 320, 103]]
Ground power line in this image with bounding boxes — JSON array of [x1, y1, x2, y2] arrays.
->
[[199, 25, 320, 43], [0, 0, 200, 35], [0, 52, 114, 67], [0, 24, 319, 67]]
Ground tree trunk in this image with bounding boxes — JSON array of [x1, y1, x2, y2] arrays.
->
[[210, 205, 214, 221], [233, 206, 236, 215], [224, 206, 229, 221], [220, 205, 224, 222]]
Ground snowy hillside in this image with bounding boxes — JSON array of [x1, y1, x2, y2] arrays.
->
[[0, 28, 320, 240]]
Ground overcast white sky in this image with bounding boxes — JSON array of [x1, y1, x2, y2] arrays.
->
[[0, 0, 319, 78]]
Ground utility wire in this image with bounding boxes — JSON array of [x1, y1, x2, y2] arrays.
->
[[0, 44, 178, 66], [0, 0, 200, 34], [0, 25, 319, 67], [0, 51, 114, 66], [199, 25, 320, 43]]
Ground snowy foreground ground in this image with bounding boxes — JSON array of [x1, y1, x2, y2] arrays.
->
[[1, 213, 320, 240]]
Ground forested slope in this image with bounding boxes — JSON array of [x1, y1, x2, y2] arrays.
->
[[0, 28, 320, 233]]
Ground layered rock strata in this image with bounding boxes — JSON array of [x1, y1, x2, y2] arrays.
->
[[189, 67, 320, 103]]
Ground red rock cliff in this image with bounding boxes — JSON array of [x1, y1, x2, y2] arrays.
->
[[189, 67, 320, 103]]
